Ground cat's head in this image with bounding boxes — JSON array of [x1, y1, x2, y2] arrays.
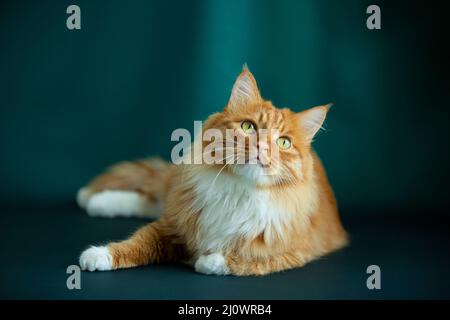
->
[[201, 65, 330, 188]]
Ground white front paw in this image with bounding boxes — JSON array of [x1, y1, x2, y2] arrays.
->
[[79, 246, 113, 271], [195, 253, 229, 275]]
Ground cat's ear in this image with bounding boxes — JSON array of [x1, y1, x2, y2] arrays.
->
[[296, 104, 331, 142], [227, 64, 262, 111]]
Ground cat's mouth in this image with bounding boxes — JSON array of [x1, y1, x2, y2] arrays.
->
[[241, 159, 275, 178], [256, 159, 271, 169], [246, 156, 271, 169]]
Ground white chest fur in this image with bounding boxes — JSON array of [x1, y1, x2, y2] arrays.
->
[[191, 170, 292, 254]]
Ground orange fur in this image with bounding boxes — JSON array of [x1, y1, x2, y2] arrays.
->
[[79, 66, 348, 276]]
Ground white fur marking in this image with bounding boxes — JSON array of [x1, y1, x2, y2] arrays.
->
[[195, 253, 229, 275], [190, 168, 293, 254], [79, 246, 112, 271], [76, 187, 91, 209], [85, 190, 161, 218]]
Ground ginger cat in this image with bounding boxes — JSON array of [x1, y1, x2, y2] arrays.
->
[[77, 66, 348, 276]]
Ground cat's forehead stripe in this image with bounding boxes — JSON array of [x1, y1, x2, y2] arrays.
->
[[256, 109, 286, 132]]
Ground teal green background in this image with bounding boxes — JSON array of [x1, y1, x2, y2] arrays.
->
[[1, 0, 448, 211]]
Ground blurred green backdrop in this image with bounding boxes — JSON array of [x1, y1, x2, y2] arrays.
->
[[0, 0, 448, 211]]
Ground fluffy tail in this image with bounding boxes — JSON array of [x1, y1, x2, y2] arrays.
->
[[77, 157, 174, 218]]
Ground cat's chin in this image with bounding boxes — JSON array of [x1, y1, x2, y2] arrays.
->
[[232, 163, 276, 187]]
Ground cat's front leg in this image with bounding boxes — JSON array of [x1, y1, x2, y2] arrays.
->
[[225, 252, 307, 276], [79, 221, 183, 271], [193, 251, 308, 276]]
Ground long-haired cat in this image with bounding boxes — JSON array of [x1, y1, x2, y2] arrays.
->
[[77, 66, 348, 276]]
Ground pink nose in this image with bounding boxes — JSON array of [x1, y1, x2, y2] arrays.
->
[[257, 141, 271, 166]]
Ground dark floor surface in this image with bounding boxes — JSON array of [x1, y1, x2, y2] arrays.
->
[[1, 204, 449, 299]]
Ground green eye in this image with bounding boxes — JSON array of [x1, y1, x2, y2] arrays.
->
[[241, 121, 256, 133], [276, 137, 291, 149]]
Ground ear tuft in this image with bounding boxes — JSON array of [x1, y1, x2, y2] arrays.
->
[[297, 104, 331, 142], [227, 64, 261, 110]]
